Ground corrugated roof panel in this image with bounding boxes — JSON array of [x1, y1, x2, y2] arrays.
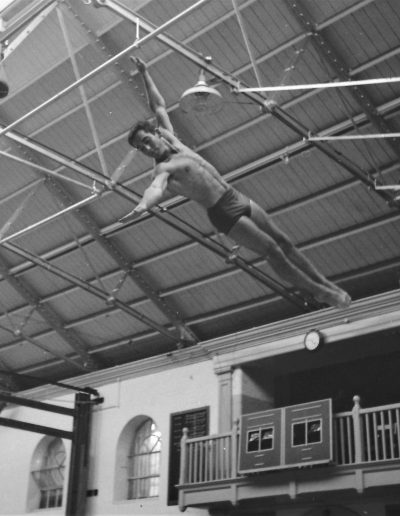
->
[[274, 184, 393, 245], [302, 0, 363, 25], [0, 280, 33, 311], [356, 57, 400, 107], [1, 7, 77, 95], [70, 309, 166, 348], [327, 136, 396, 172], [201, 121, 298, 176], [244, 0, 301, 46], [11, 211, 89, 260], [323, 1, 400, 69], [235, 150, 352, 211], [50, 246, 118, 281], [0, 153, 40, 197], [140, 245, 232, 292], [167, 270, 270, 319], [306, 218, 400, 277], [47, 289, 123, 325], [2, 333, 74, 370], [115, 222, 191, 263], [139, 0, 234, 41]]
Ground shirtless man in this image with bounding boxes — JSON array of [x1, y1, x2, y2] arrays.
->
[[123, 57, 351, 309]]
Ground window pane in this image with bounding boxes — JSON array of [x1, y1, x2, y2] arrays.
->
[[128, 418, 161, 499], [260, 427, 274, 450], [32, 437, 65, 509], [247, 431, 260, 452], [307, 420, 322, 443], [292, 422, 306, 446]]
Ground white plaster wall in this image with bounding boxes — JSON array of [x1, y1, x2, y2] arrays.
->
[[0, 358, 217, 516]]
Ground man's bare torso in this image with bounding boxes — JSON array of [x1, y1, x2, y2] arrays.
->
[[155, 140, 229, 208]]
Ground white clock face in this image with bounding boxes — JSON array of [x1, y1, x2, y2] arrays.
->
[[305, 330, 321, 351]]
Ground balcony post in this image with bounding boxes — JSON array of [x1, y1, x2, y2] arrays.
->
[[352, 395, 364, 462], [231, 419, 239, 479], [178, 427, 189, 512], [215, 365, 233, 432], [179, 427, 189, 484]]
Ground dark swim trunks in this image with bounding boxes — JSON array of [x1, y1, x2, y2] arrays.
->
[[207, 187, 251, 234]]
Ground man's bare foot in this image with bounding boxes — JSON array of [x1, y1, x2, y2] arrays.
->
[[315, 286, 351, 309], [335, 289, 351, 308], [118, 209, 142, 223]]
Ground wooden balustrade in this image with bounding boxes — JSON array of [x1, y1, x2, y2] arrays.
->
[[180, 399, 400, 485]]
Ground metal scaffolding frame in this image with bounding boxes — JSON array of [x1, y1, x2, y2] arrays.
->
[[0, 387, 103, 516]]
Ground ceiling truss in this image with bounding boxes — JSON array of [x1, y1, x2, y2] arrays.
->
[[0, 0, 398, 381]]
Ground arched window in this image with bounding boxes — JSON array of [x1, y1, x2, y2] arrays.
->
[[114, 415, 162, 501], [29, 436, 66, 510], [128, 418, 161, 499]]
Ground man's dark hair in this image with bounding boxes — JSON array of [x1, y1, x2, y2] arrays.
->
[[128, 120, 157, 147]]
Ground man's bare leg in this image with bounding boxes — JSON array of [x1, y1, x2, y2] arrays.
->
[[228, 216, 349, 308], [248, 201, 351, 306]]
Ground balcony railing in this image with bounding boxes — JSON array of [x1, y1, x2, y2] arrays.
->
[[334, 396, 400, 464], [179, 397, 400, 487]]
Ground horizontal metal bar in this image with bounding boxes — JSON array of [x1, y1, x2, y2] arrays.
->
[[0, 416, 73, 439], [0, 193, 100, 245], [309, 133, 400, 141], [0, 150, 93, 191], [238, 77, 400, 92], [0, 392, 74, 415]]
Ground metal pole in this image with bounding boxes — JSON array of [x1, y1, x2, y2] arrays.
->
[[0, 392, 74, 415], [0, 417, 72, 439], [0, 193, 100, 245], [65, 392, 92, 516], [237, 76, 400, 92], [0, 149, 94, 190]]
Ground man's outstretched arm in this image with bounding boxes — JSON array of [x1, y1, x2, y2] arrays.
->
[[119, 170, 170, 222], [132, 56, 174, 133]]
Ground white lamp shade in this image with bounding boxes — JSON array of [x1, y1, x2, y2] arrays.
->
[[180, 70, 222, 114]]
